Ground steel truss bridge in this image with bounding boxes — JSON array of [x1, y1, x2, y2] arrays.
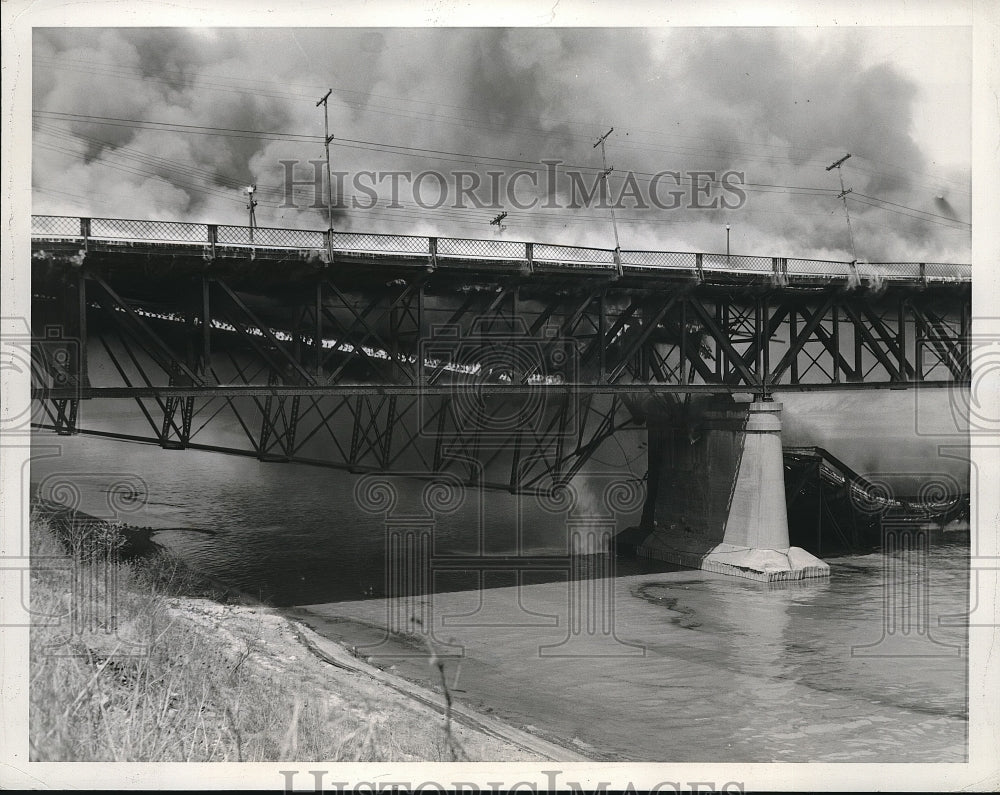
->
[[28, 215, 971, 494]]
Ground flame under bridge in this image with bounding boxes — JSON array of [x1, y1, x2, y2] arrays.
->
[[29, 215, 971, 500]]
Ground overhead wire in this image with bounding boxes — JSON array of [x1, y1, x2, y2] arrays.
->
[[32, 80, 971, 234], [846, 195, 969, 231], [34, 119, 840, 233], [32, 111, 844, 196], [850, 191, 969, 225], [33, 51, 969, 189], [34, 124, 532, 231], [37, 110, 970, 231]]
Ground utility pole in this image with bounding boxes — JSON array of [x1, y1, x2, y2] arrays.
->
[[490, 210, 508, 235], [594, 127, 622, 275], [317, 89, 336, 233], [246, 184, 257, 244], [826, 153, 857, 264]]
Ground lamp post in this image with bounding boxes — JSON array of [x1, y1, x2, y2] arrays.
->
[[726, 224, 731, 262], [246, 184, 257, 244]]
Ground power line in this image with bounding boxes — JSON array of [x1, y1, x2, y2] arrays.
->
[[33, 110, 320, 142], [32, 111, 843, 194], [851, 191, 969, 226], [33, 122, 256, 193], [34, 124, 528, 227], [846, 208, 970, 235], [33, 140, 250, 208], [847, 195, 970, 231], [32, 111, 971, 233], [33, 52, 969, 190], [36, 128, 969, 235], [845, 159, 970, 194]]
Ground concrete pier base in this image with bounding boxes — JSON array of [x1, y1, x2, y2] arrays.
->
[[635, 538, 830, 582], [630, 398, 830, 581]]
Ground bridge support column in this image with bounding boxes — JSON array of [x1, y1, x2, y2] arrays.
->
[[634, 399, 830, 581]]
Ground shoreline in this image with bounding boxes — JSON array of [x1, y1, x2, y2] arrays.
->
[[280, 607, 591, 761], [28, 497, 588, 762], [285, 603, 623, 762]]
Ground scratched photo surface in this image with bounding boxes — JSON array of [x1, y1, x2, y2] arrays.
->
[[13, 18, 987, 783]]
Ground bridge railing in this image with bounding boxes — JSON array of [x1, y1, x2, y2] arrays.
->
[[619, 250, 697, 271], [217, 225, 325, 248], [866, 262, 971, 282], [90, 218, 210, 243], [32, 215, 86, 238], [701, 253, 773, 275], [532, 242, 617, 268], [785, 258, 856, 279], [436, 236, 526, 261], [29, 214, 970, 283], [329, 231, 428, 256]]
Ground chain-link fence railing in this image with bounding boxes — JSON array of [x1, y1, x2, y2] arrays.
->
[[701, 253, 773, 274], [216, 225, 324, 248], [437, 237, 526, 261], [785, 258, 856, 278], [533, 243, 617, 267], [330, 232, 428, 256], [31, 215, 83, 237], [859, 262, 921, 281], [619, 250, 699, 271], [866, 262, 972, 282], [923, 262, 972, 281], [215, 225, 253, 246], [89, 218, 209, 243]]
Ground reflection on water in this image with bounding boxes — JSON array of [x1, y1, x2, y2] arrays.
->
[[29, 435, 968, 761]]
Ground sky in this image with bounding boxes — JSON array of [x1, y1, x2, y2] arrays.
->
[[31, 26, 972, 263]]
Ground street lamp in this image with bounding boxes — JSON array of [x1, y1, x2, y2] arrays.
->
[[726, 224, 731, 260], [246, 184, 258, 244]]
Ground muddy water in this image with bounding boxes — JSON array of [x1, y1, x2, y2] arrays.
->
[[296, 543, 968, 762], [29, 434, 969, 761]]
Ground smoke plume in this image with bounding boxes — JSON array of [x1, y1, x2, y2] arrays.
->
[[32, 27, 971, 262]]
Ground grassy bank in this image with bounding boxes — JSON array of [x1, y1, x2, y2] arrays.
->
[[28, 507, 555, 762]]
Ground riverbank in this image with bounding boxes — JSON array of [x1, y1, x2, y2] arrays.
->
[[27, 503, 584, 762]]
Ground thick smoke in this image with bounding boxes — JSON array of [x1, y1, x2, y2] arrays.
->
[[32, 27, 970, 262]]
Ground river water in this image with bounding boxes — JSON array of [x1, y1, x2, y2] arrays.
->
[[28, 433, 969, 762]]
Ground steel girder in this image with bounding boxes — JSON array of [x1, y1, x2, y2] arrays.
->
[[29, 261, 970, 491]]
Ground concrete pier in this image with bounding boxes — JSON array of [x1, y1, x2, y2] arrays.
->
[[631, 397, 830, 581]]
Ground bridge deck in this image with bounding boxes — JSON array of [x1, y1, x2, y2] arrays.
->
[[31, 215, 971, 288]]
